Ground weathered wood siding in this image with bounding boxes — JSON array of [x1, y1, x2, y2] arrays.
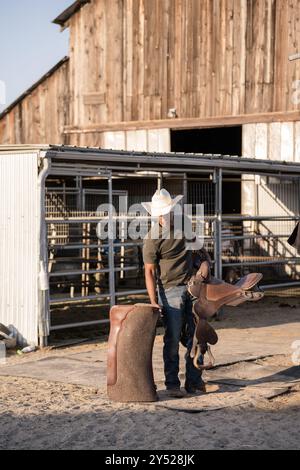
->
[[1, 0, 300, 147], [0, 59, 70, 145], [68, 0, 300, 131]]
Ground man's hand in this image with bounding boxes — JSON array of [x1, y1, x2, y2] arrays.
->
[[197, 261, 211, 280], [151, 302, 163, 314]]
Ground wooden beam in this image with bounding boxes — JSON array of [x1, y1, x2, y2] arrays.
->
[[63, 110, 300, 134]]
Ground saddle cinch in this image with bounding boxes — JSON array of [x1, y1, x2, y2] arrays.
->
[[107, 304, 160, 403], [187, 273, 264, 370]]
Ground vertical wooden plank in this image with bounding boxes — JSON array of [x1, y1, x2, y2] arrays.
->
[[243, 124, 257, 158], [103, 131, 126, 150], [137, 0, 145, 121], [147, 129, 159, 152], [106, 0, 123, 122], [198, 0, 207, 117], [157, 128, 171, 152], [205, 0, 214, 117], [126, 129, 148, 151], [160, 0, 170, 118], [167, 0, 175, 114], [174, 0, 183, 116], [232, 0, 241, 115], [211, 0, 220, 116], [273, 0, 289, 111], [124, 0, 133, 121], [255, 123, 268, 159], [294, 122, 300, 163], [281, 122, 294, 162], [224, 0, 234, 115], [269, 123, 282, 161], [262, 0, 276, 112], [253, 0, 266, 113], [217, 0, 227, 116], [287, 0, 300, 111]]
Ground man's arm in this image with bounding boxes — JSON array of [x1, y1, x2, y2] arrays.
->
[[144, 263, 162, 310]]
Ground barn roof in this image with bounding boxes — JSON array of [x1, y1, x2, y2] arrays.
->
[[0, 57, 69, 120], [53, 0, 91, 26]]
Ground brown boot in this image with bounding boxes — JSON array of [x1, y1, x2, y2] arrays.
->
[[185, 382, 219, 394]]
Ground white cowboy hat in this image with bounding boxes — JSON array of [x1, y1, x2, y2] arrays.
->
[[142, 189, 183, 217]]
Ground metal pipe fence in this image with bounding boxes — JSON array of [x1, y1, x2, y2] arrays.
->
[[45, 166, 300, 334]]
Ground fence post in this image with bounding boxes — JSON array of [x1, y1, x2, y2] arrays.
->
[[108, 173, 116, 307], [214, 168, 223, 279]]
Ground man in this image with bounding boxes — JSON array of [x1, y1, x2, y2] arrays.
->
[[142, 189, 210, 398]]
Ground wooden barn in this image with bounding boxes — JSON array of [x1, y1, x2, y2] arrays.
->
[[1, 1, 300, 340], [1, 0, 300, 241], [0, 0, 299, 152]]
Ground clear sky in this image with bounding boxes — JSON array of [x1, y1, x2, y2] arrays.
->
[[0, 0, 72, 112]]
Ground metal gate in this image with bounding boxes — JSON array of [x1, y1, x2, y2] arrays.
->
[[43, 150, 300, 339]]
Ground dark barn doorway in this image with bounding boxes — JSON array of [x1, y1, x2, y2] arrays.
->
[[171, 126, 242, 215]]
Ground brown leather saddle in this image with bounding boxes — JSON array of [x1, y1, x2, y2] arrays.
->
[[107, 303, 160, 403], [187, 273, 264, 370]]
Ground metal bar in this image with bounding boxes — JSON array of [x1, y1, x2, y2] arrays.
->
[[50, 293, 110, 304], [183, 173, 188, 205], [214, 169, 223, 278], [49, 289, 148, 305], [222, 169, 300, 179], [45, 215, 218, 223], [49, 164, 300, 180], [221, 234, 292, 241], [115, 289, 148, 297], [261, 281, 300, 290], [48, 242, 145, 250], [222, 215, 300, 221], [50, 319, 110, 331], [222, 258, 300, 267], [108, 174, 116, 307], [38, 155, 51, 348], [49, 266, 138, 277]]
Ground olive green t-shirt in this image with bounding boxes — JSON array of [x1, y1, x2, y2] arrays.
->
[[142, 223, 193, 289]]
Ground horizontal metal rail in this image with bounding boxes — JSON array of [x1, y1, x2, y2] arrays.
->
[[223, 258, 300, 268], [45, 216, 218, 223], [49, 265, 138, 277], [48, 242, 145, 250], [49, 288, 148, 305], [221, 234, 292, 241], [261, 281, 300, 290], [222, 215, 300, 222], [50, 319, 110, 331]]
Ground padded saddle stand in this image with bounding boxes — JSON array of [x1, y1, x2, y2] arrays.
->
[[107, 304, 160, 403]]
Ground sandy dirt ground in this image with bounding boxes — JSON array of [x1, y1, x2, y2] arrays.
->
[[0, 297, 300, 450]]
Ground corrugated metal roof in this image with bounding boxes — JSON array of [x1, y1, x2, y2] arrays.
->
[[46, 145, 300, 175], [53, 0, 91, 26], [2, 144, 300, 176], [0, 150, 40, 346], [0, 57, 69, 120]]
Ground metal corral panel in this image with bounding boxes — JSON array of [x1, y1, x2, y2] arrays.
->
[[0, 151, 40, 345]]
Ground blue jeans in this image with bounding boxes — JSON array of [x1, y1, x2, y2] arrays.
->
[[158, 285, 203, 390]]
